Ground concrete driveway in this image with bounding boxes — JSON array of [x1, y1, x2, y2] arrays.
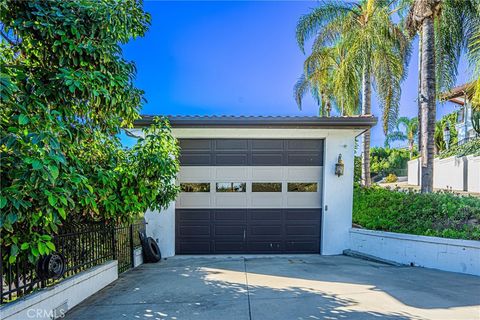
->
[[65, 255, 480, 320]]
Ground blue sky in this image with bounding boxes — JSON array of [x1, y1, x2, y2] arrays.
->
[[122, 1, 471, 147]]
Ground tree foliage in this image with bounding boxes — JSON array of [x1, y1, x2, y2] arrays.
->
[[433, 112, 458, 154], [0, 0, 180, 264], [296, 0, 410, 133], [370, 147, 412, 178]]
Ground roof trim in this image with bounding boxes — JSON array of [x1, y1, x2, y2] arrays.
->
[[133, 115, 378, 129]]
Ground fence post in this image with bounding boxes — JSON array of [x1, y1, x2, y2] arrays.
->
[[111, 226, 117, 260], [130, 224, 135, 268]]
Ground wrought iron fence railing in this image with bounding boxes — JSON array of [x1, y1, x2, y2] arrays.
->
[[1, 221, 145, 305]]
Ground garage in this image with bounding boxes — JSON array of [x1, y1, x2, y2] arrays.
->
[[133, 115, 377, 257], [175, 138, 324, 254]]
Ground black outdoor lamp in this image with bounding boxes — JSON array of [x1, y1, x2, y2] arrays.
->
[[443, 124, 451, 150], [335, 154, 344, 177]]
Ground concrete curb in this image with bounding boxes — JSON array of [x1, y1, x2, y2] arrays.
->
[[343, 249, 407, 267]]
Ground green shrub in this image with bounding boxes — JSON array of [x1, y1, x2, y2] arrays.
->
[[384, 173, 398, 183], [370, 147, 410, 177], [439, 138, 480, 158], [353, 186, 480, 240]]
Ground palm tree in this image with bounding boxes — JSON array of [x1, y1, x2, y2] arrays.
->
[[296, 0, 409, 186], [385, 116, 418, 158], [294, 44, 361, 117], [405, 0, 479, 192]]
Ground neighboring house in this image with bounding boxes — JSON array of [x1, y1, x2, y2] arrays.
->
[[442, 83, 478, 142], [131, 115, 376, 257]]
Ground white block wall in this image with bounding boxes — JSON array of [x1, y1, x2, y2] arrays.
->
[[433, 156, 465, 191], [408, 156, 480, 193], [1, 261, 118, 320], [350, 228, 480, 276], [407, 159, 419, 186], [467, 155, 480, 193]]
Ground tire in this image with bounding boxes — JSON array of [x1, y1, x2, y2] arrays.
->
[[36, 253, 66, 280], [142, 237, 161, 263]]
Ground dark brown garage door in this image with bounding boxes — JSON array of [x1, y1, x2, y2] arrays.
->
[[175, 209, 321, 254]]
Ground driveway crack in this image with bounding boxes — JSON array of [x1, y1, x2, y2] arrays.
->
[[244, 257, 252, 320]]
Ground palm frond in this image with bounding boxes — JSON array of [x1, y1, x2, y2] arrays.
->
[[295, 1, 356, 52]]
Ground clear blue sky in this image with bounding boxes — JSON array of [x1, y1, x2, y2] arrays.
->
[[122, 1, 471, 147]]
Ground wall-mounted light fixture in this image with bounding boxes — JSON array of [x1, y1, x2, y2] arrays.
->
[[443, 124, 450, 150], [335, 154, 344, 177]]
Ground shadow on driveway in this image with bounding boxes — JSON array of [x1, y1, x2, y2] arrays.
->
[[65, 255, 480, 320]]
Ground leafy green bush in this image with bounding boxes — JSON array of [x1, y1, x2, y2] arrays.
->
[[370, 147, 410, 177], [439, 138, 480, 158], [353, 185, 480, 240], [0, 1, 180, 264], [384, 173, 398, 183]]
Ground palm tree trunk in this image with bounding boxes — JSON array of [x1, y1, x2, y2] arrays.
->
[[417, 32, 423, 153], [419, 18, 436, 193], [361, 69, 372, 187], [409, 139, 414, 159]]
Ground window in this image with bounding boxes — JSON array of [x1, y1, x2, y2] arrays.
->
[[287, 183, 317, 192], [180, 183, 210, 192], [252, 182, 282, 192], [216, 182, 246, 192]]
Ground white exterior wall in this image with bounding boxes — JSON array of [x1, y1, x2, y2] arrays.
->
[[433, 156, 465, 191], [321, 131, 356, 255], [466, 155, 480, 193], [350, 228, 480, 276], [0, 261, 117, 320], [145, 202, 175, 258], [407, 159, 419, 186]]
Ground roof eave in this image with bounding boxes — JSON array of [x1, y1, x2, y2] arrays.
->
[[133, 116, 378, 130]]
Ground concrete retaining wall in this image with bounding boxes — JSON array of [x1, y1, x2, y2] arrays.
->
[[349, 228, 480, 276], [0, 261, 118, 320]]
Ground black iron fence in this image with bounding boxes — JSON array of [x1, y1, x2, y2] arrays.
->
[[1, 222, 145, 305]]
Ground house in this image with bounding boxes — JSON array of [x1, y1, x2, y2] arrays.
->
[[131, 115, 377, 257], [441, 83, 478, 142]]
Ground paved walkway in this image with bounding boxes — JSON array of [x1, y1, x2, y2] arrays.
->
[[65, 255, 480, 320]]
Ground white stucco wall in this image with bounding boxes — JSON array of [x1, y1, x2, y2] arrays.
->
[[407, 159, 419, 186], [433, 156, 466, 191], [145, 202, 175, 258], [350, 228, 480, 276], [1, 261, 118, 320], [321, 131, 356, 255], [466, 155, 480, 193]]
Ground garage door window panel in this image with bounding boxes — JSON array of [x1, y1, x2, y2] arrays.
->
[[180, 183, 211, 192], [287, 183, 318, 192], [252, 183, 282, 192], [216, 182, 246, 192]]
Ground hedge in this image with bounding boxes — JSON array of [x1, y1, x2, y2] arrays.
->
[[353, 185, 480, 240]]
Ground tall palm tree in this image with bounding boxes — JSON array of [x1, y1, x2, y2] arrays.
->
[[294, 44, 361, 117], [296, 0, 409, 186], [405, 0, 479, 192], [385, 116, 418, 158]]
